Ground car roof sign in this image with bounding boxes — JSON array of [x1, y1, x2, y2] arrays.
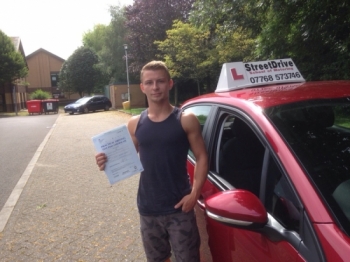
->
[[215, 58, 305, 92]]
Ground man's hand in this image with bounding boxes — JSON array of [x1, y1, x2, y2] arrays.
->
[[174, 193, 197, 213], [95, 152, 107, 171]]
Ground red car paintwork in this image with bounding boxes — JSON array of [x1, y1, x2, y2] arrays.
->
[[205, 190, 268, 224], [184, 80, 350, 261], [186, 81, 350, 109]]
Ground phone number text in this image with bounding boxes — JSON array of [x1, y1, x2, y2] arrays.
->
[[249, 72, 302, 84]]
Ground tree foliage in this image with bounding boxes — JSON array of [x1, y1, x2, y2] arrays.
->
[[62, 0, 350, 102], [215, 26, 256, 64], [257, 0, 350, 80], [156, 20, 212, 98], [0, 30, 28, 86], [190, 0, 268, 40], [59, 47, 99, 97], [83, 6, 130, 84], [103, 6, 129, 83], [188, 0, 350, 81], [58, 58, 74, 97], [83, 24, 108, 54], [180, 0, 264, 91], [124, 0, 194, 74]]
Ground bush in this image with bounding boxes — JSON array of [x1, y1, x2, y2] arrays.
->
[[30, 89, 51, 100]]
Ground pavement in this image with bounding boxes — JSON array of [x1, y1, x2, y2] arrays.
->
[[0, 110, 147, 261]]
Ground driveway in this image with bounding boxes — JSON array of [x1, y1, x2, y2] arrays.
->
[[0, 111, 148, 261]]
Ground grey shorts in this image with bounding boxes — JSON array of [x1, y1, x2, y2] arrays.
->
[[140, 210, 200, 262]]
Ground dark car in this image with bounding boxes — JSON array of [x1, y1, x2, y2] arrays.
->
[[182, 58, 350, 261], [64, 95, 112, 115]]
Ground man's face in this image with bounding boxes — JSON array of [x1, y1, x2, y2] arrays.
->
[[140, 69, 173, 103]]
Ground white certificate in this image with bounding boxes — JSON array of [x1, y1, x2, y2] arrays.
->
[[92, 125, 144, 184]]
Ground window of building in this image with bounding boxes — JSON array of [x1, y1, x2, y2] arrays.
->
[[51, 72, 59, 87]]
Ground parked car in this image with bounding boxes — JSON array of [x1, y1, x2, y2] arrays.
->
[[183, 58, 350, 261], [64, 95, 112, 115]]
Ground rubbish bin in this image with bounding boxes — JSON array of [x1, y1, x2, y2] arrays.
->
[[42, 99, 59, 114], [26, 100, 43, 115]]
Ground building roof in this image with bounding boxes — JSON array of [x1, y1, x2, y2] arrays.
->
[[11, 37, 27, 67], [11, 37, 21, 51], [26, 48, 65, 62]]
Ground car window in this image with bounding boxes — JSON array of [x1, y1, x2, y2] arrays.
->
[[264, 157, 301, 233], [76, 97, 91, 104], [215, 114, 301, 232], [183, 105, 212, 159], [217, 115, 264, 197], [265, 97, 350, 236], [183, 105, 211, 130], [212, 112, 322, 259], [215, 114, 300, 232], [92, 97, 101, 102]]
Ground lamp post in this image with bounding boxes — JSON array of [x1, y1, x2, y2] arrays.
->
[[123, 44, 130, 103], [12, 85, 18, 116]]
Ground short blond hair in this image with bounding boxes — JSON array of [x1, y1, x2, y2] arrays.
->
[[140, 61, 171, 81]]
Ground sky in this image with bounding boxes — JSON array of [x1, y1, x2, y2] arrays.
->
[[0, 0, 134, 60]]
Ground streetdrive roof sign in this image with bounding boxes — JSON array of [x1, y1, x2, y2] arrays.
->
[[215, 58, 305, 92]]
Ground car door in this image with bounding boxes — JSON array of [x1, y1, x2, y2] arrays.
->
[[90, 97, 101, 111], [182, 104, 214, 261], [184, 105, 324, 262], [96, 97, 105, 110]]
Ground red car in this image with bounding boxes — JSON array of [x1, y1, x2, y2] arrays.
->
[[183, 59, 350, 262]]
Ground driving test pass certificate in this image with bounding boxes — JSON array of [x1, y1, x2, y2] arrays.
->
[[92, 125, 144, 184]]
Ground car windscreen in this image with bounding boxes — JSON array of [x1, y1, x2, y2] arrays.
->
[[265, 97, 350, 236]]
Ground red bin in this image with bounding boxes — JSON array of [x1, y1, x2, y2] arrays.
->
[[26, 100, 43, 115]]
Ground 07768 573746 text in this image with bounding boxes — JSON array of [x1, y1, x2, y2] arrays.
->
[[249, 72, 302, 84]]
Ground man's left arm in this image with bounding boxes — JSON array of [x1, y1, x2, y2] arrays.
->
[[175, 112, 208, 212]]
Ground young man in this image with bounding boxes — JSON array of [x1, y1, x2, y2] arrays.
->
[[95, 61, 208, 262]]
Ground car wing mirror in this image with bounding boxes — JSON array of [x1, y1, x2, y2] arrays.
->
[[205, 189, 268, 229]]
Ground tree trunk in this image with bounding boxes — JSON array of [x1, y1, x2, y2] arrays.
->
[[197, 79, 200, 96]]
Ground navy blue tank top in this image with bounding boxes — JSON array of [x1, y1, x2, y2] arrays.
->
[[135, 107, 191, 216]]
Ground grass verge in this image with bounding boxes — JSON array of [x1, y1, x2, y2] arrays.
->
[[118, 108, 145, 116], [0, 110, 30, 117]]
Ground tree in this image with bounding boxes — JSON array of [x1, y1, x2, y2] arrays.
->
[[83, 23, 113, 90], [187, 0, 264, 90], [124, 0, 195, 74], [60, 47, 99, 97], [190, 0, 268, 41], [101, 6, 129, 83], [0, 30, 28, 86], [215, 26, 256, 64], [257, 0, 350, 80], [58, 58, 74, 98], [83, 24, 109, 54], [156, 20, 212, 102], [83, 6, 130, 84]]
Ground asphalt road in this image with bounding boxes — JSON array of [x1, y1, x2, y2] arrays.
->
[[0, 113, 59, 210]]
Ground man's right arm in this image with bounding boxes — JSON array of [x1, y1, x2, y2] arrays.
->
[[127, 115, 140, 153]]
